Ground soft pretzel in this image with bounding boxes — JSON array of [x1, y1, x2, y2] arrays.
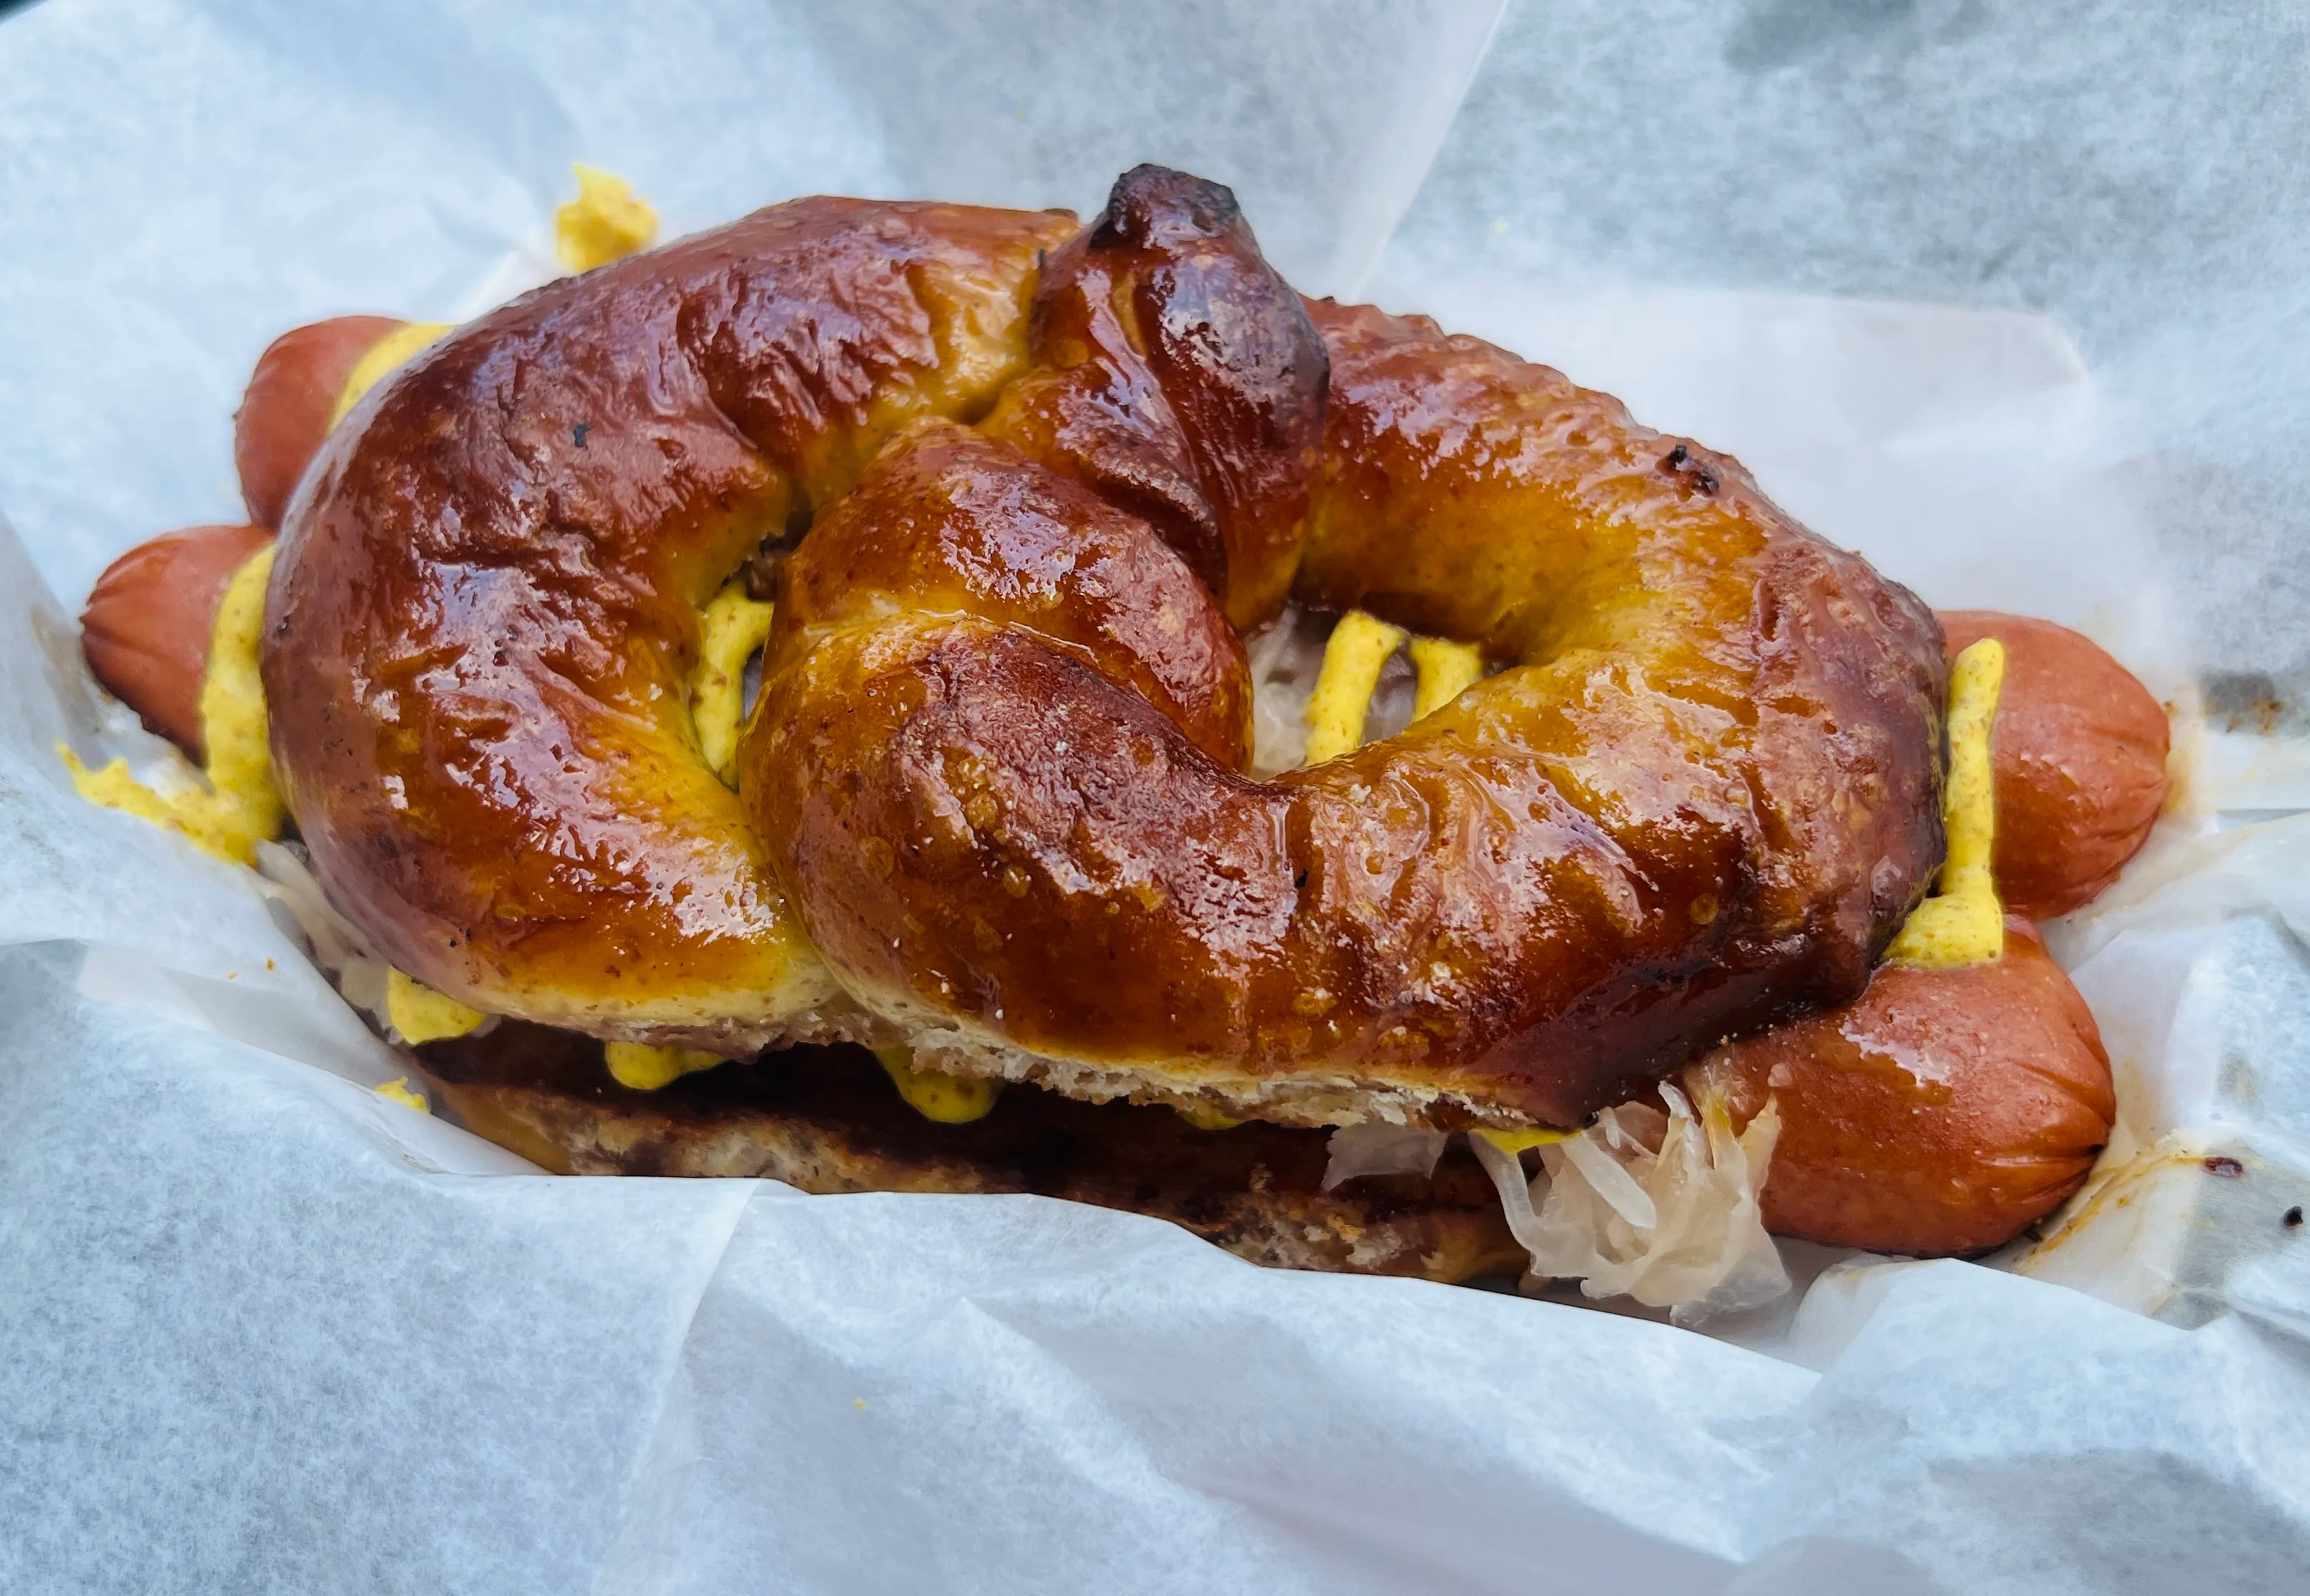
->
[[72, 162, 2188, 1291], [253, 164, 1945, 1131]]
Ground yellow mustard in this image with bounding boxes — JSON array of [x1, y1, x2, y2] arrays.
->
[[1885, 636, 2007, 969], [1304, 614, 1488, 765], [64, 544, 285, 864], [875, 1045, 1001, 1124], [1174, 1103, 1242, 1130], [385, 967, 488, 1044], [1304, 611, 1407, 764], [373, 1076, 431, 1112], [692, 581, 777, 787], [328, 322, 454, 430], [604, 1040, 725, 1092], [556, 164, 659, 273], [1473, 1126, 1572, 1156], [1408, 636, 1485, 721]]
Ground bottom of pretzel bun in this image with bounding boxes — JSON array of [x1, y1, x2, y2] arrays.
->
[[415, 1022, 1524, 1283]]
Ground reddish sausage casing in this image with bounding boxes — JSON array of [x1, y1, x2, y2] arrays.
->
[[79, 523, 274, 759], [1940, 611, 2169, 920], [234, 315, 406, 528], [1699, 917, 2114, 1256]]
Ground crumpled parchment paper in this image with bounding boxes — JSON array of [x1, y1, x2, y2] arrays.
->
[[4, 2, 2308, 1591]]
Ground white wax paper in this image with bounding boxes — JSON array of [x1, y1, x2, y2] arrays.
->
[[6, 2, 2310, 1590]]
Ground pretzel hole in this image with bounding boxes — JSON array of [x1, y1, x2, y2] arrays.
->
[[1246, 604, 1487, 777]]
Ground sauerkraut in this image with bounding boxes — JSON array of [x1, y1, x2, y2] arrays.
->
[[1469, 1078, 1787, 1323]]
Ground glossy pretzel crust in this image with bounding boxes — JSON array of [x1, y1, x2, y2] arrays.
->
[[269, 167, 1946, 1129], [265, 199, 1077, 1048], [750, 245, 1947, 1128]]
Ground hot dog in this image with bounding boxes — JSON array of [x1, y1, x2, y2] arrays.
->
[[79, 522, 273, 758], [1694, 916, 2115, 1256], [1939, 611, 2170, 920], [87, 311, 443, 749], [232, 315, 408, 528]]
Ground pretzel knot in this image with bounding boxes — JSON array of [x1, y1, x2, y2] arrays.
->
[[265, 165, 1947, 1132]]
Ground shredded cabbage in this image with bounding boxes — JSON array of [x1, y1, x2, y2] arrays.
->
[[1320, 1123, 1450, 1189], [1246, 609, 1327, 776], [252, 839, 394, 1028], [1470, 1075, 1788, 1322]]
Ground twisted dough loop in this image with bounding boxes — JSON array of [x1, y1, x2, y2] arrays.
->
[[268, 165, 1945, 1128], [753, 200, 1945, 1128], [267, 196, 1078, 1045]]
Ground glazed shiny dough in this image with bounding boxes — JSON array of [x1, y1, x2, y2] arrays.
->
[[267, 167, 1947, 1128], [268, 197, 1079, 1048]]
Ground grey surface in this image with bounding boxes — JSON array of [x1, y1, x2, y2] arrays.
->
[[1381, 0, 2310, 701], [0, 0, 1499, 609], [6, 933, 2309, 1596]]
